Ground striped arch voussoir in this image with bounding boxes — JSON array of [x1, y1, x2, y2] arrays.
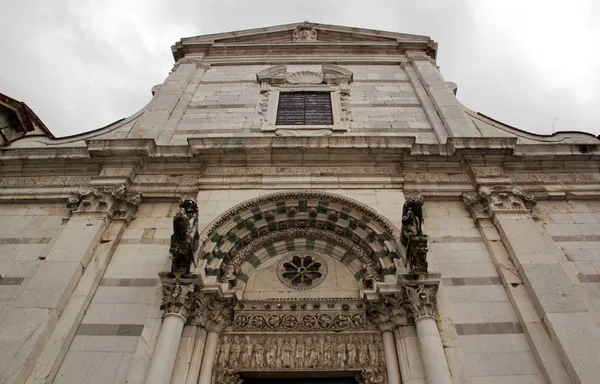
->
[[198, 190, 402, 286]]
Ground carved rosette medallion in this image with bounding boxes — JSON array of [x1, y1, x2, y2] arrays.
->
[[277, 251, 328, 290], [404, 284, 437, 320], [67, 184, 141, 222], [215, 332, 386, 379]]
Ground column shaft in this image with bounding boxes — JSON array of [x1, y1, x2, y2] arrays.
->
[[185, 327, 207, 384], [145, 314, 186, 384], [197, 330, 219, 384], [415, 317, 452, 384], [382, 330, 401, 384]]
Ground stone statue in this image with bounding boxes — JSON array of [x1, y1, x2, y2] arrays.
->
[[368, 335, 380, 366], [323, 335, 333, 368], [229, 335, 242, 366], [347, 335, 357, 367], [307, 336, 320, 368], [281, 338, 294, 368], [254, 337, 265, 368], [336, 336, 346, 368], [218, 336, 231, 368], [169, 198, 199, 276], [266, 341, 277, 368], [400, 194, 424, 246], [241, 335, 253, 368], [358, 335, 369, 366]]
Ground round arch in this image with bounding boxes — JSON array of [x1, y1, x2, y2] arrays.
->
[[196, 190, 403, 289]]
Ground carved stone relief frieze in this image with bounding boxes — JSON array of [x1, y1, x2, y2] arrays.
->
[[233, 312, 366, 332], [67, 184, 141, 222], [462, 185, 536, 218], [215, 332, 385, 374]]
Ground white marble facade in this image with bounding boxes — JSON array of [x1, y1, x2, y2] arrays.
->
[[1, 22, 600, 384]]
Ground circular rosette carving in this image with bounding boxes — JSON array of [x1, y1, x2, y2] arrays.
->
[[249, 315, 266, 329], [281, 314, 299, 329], [234, 315, 249, 328], [267, 314, 282, 328], [332, 314, 350, 329], [285, 71, 323, 84], [301, 314, 317, 329], [351, 314, 365, 327], [317, 314, 332, 329], [277, 251, 328, 290]]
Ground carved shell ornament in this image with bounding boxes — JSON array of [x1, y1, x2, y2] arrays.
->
[[285, 71, 324, 84]]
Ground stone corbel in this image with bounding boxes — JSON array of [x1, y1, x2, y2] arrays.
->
[[67, 184, 141, 222], [403, 284, 438, 321], [462, 185, 536, 220]]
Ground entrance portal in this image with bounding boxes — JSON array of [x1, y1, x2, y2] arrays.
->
[[244, 378, 357, 384]]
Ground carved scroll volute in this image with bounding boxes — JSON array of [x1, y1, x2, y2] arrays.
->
[[160, 283, 198, 321], [67, 184, 141, 222], [404, 284, 437, 321]]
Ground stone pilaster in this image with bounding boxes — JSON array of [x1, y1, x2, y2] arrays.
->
[[462, 169, 593, 383], [367, 297, 403, 384]]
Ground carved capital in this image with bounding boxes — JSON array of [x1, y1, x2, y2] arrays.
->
[[404, 284, 437, 320], [160, 283, 198, 322], [197, 295, 236, 333], [463, 185, 536, 218], [67, 184, 141, 221], [366, 294, 405, 331]]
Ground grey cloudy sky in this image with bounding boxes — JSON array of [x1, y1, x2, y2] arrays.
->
[[0, 0, 598, 138]]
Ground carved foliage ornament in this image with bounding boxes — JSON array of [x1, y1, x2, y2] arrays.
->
[[234, 312, 366, 331], [404, 284, 437, 320], [67, 184, 141, 222], [195, 294, 236, 331], [160, 283, 198, 321]]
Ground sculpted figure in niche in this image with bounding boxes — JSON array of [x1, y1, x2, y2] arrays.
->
[[400, 194, 424, 247], [229, 335, 242, 366], [241, 335, 253, 368], [295, 336, 305, 368], [169, 198, 199, 277], [323, 336, 333, 368], [281, 338, 294, 368], [368, 335, 379, 366], [336, 336, 346, 368], [307, 336, 320, 368], [347, 335, 357, 367], [254, 337, 265, 368], [266, 340, 278, 368], [218, 336, 231, 368], [358, 335, 369, 366]]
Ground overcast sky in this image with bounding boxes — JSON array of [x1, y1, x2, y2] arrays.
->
[[0, 0, 598, 138]]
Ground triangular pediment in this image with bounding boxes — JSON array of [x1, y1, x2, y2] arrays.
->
[[172, 22, 436, 60]]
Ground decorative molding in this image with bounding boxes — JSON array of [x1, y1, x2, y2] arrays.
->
[[404, 284, 437, 320], [66, 184, 141, 222], [233, 312, 366, 332], [293, 22, 318, 42], [215, 332, 385, 373]]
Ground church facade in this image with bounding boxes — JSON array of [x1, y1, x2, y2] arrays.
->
[[1, 22, 600, 384]]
